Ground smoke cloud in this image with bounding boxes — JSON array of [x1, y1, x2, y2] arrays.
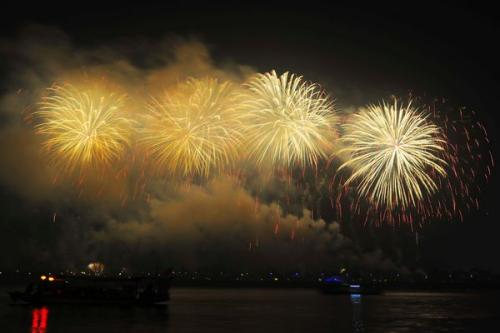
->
[[0, 25, 403, 275]]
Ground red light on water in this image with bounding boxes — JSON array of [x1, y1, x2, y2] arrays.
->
[[32, 307, 49, 332]]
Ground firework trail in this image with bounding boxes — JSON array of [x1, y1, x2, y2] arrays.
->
[[140, 78, 245, 177], [425, 99, 494, 221], [242, 71, 338, 170], [35, 83, 134, 174]]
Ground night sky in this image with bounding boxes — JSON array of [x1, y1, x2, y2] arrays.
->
[[1, 2, 499, 274]]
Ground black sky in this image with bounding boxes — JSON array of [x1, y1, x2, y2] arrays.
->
[[1, 2, 499, 272]]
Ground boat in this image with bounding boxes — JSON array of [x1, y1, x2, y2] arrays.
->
[[319, 275, 382, 295], [9, 272, 172, 305]]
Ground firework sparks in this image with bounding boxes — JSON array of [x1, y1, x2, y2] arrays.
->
[[425, 101, 493, 221], [140, 78, 245, 177], [242, 71, 337, 170], [338, 100, 447, 209], [35, 83, 133, 173]]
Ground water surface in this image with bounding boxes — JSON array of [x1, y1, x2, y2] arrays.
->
[[1, 287, 499, 332]]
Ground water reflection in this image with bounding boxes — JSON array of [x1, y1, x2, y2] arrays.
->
[[3, 289, 494, 333], [29, 304, 169, 332], [31, 307, 49, 333], [350, 294, 363, 332]]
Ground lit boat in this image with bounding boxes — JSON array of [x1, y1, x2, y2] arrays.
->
[[9, 273, 172, 305], [319, 275, 382, 295]]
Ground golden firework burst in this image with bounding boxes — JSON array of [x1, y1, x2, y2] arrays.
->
[[36, 83, 133, 173], [140, 77, 246, 177], [338, 100, 447, 208], [242, 70, 337, 170]]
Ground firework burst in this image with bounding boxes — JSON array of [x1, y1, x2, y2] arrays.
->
[[35, 83, 133, 173], [242, 71, 337, 170], [140, 78, 245, 177], [338, 100, 447, 209]]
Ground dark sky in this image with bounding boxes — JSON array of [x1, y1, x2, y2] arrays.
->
[[1, 2, 499, 273]]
